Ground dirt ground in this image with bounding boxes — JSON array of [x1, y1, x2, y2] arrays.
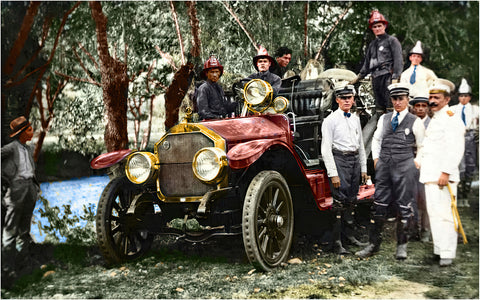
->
[[1, 193, 478, 299]]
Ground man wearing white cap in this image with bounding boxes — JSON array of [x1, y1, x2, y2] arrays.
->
[[409, 92, 431, 242], [321, 85, 368, 254], [451, 78, 479, 207], [400, 41, 438, 98], [246, 46, 282, 96], [356, 83, 425, 260], [419, 79, 465, 266]]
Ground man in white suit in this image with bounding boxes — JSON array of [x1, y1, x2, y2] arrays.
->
[[400, 41, 437, 98], [419, 79, 465, 267]]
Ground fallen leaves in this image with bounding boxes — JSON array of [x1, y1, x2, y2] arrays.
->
[[288, 258, 302, 264], [43, 270, 55, 278]]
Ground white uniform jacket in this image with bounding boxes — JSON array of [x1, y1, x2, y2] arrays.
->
[[400, 64, 437, 97], [321, 109, 367, 178], [451, 102, 479, 130], [419, 105, 465, 183]]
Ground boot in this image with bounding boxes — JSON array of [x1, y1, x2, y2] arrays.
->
[[333, 240, 351, 255], [355, 218, 383, 258], [347, 235, 369, 247], [396, 243, 407, 260], [332, 215, 350, 255], [420, 229, 431, 242]]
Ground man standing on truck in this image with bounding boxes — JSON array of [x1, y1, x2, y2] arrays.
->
[[356, 83, 425, 260], [321, 84, 368, 254], [196, 56, 237, 120], [400, 41, 437, 98], [350, 10, 403, 115], [247, 46, 282, 96]]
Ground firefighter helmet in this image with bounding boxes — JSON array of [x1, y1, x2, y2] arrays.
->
[[201, 56, 224, 78], [409, 40, 424, 56], [368, 10, 388, 29], [253, 46, 276, 71], [458, 78, 472, 94]]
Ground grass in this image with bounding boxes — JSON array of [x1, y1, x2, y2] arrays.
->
[[2, 198, 478, 299]]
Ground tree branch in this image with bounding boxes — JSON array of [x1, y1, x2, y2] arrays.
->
[[78, 42, 99, 70], [315, 3, 351, 60], [304, 2, 309, 58], [169, 1, 185, 65], [54, 71, 101, 86], [221, 1, 258, 52], [155, 46, 178, 71]]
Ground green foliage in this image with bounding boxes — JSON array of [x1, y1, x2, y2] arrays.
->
[[37, 195, 96, 246]]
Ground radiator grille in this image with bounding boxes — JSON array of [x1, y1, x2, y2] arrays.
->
[[156, 132, 214, 197]]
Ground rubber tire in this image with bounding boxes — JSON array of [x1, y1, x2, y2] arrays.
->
[[96, 176, 154, 264], [242, 170, 294, 271]]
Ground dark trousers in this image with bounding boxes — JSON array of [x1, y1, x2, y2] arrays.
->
[[2, 178, 38, 271], [372, 73, 392, 111]]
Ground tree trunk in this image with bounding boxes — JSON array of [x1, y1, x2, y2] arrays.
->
[[164, 63, 194, 130], [89, 1, 129, 152], [304, 2, 309, 58]]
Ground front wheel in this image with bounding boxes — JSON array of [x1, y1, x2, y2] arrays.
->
[[242, 171, 294, 271], [96, 176, 154, 264]]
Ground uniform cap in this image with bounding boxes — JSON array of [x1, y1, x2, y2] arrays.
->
[[253, 46, 275, 71], [334, 84, 356, 96], [409, 40, 423, 55], [368, 10, 388, 29], [409, 90, 429, 105], [429, 78, 455, 94], [388, 82, 410, 97], [458, 78, 472, 94], [9, 116, 31, 138], [202, 55, 224, 78]]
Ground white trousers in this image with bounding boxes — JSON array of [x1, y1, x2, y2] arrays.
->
[[424, 182, 458, 259]]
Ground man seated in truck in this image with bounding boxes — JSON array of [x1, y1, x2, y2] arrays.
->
[[270, 46, 292, 78], [246, 46, 282, 96], [196, 56, 237, 120]]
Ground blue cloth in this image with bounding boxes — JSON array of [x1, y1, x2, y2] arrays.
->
[[391, 112, 400, 132], [344, 112, 351, 118], [461, 105, 466, 125], [410, 65, 417, 84]]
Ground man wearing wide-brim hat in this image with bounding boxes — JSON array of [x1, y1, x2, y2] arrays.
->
[[321, 84, 368, 254], [356, 83, 425, 260], [1, 116, 40, 281], [400, 41, 438, 98], [246, 46, 282, 96], [418, 79, 465, 267], [409, 91, 432, 243]]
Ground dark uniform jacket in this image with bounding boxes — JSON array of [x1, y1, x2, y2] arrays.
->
[[359, 33, 403, 80], [196, 81, 236, 120], [247, 70, 282, 96]]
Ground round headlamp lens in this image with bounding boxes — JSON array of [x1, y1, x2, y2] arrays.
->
[[244, 79, 272, 105], [126, 152, 157, 184], [273, 96, 289, 113], [193, 147, 227, 184]]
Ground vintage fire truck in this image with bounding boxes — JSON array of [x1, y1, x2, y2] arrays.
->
[[91, 70, 375, 271]]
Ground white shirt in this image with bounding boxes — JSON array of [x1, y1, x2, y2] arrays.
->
[[371, 107, 425, 161], [400, 64, 437, 98], [321, 109, 367, 177], [419, 105, 465, 183], [451, 102, 479, 130]]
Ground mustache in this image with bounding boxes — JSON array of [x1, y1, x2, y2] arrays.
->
[[428, 102, 439, 107]]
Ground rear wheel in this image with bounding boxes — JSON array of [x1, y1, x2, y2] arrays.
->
[[96, 176, 154, 264], [242, 171, 294, 271]]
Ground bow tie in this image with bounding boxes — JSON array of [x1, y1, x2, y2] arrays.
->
[[344, 112, 351, 118]]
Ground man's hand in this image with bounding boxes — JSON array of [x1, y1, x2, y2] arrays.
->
[[438, 172, 450, 188], [361, 172, 368, 185], [349, 75, 360, 85], [391, 78, 399, 84], [414, 160, 420, 169], [373, 158, 379, 169], [331, 176, 341, 189]]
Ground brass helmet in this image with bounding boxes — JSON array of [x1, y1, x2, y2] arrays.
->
[[201, 55, 224, 78], [368, 10, 388, 29], [253, 46, 275, 71]]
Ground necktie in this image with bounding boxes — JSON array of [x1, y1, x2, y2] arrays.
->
[[392, 112, 399, 132], [461, 105, 466, 125], [410, 65, 417, 84], [344, 112, 351, 118]]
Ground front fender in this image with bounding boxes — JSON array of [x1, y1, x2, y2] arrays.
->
[[227, 139, 288, 169], [90, 149, 132, 169]]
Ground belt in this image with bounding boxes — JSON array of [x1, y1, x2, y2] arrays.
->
[[332, 149, 359, 156]]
